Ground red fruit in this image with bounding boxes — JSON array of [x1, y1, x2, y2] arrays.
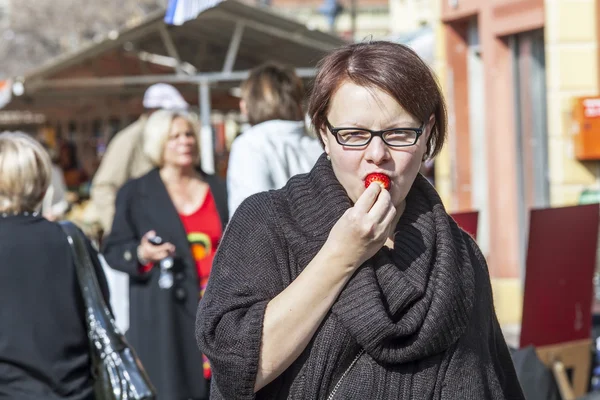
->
[[364, 173, 390, 190]]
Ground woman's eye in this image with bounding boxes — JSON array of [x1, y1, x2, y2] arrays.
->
[[340, 130, 368, 137]]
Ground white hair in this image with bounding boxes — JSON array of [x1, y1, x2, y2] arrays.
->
[[0, 131, 52, 213], [143, 110, 200, 167]]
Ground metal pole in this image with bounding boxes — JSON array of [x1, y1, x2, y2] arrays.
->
[[158, 24, 184, 75], [199, 81, 215, 174], [29, 68, 319, 91], [222, 21, 245, 73]]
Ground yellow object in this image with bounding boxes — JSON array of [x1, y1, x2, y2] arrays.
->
[[490, 278, 523, 326]]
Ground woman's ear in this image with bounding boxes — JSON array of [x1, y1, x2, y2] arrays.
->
[[239, 100, 248, 117], [319, 126, 330, 155], [422, 114, 436, 160], [425, 114, 436, 142]]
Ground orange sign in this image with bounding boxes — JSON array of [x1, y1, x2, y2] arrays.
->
[[0, 80, 11, 109], [573, 96, 600, 160]]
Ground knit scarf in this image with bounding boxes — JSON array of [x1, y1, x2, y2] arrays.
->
[[284, 154, 476, 367]]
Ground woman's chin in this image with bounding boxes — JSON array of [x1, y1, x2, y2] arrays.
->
[[165, 159, 196, 169], [180, 155, 197, 165]]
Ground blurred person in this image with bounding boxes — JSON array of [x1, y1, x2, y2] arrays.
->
[[89, 83, 189, 335], [41, 142, 70, 221], [196, 42, 524, 399], [102, 110, 228, 400], [0, 132, 110, 400], [90, 83, 190, 234], [58, 141, 88, 191], [42, 163, 70, 221], [226, 62, 322, 216]]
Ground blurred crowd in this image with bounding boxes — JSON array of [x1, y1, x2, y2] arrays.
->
[[0, 61, 324, 400]]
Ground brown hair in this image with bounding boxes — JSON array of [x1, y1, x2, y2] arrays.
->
[[241, 62, 305, 126], [308, 41, 447, 158]]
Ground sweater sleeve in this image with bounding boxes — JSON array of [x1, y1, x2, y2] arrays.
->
[[101, 181, 151, 280], [196, 193, 286, 399]]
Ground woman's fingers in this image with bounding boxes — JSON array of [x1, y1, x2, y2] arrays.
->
[[381, 204, 397, 234], [368, 188, 393, 223], [154, 249, 172, 260], [142, 230, 156, 242], [353, 183, 381, 214], [149, 243, 174, 255], [141, 241, 175, 263]]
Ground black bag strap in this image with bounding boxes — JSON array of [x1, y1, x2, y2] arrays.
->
[[59, 221, 121, 342]]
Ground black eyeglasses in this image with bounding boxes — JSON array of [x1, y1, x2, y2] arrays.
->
[[325, 119, 424, 148]]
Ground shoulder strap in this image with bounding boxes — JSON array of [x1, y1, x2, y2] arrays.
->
[[59, 221, 113, 326]]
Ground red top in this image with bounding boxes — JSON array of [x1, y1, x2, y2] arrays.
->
[[182, 189, 222, 379], [179, 190, 223, 297]]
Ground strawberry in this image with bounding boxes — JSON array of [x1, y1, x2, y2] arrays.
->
[[364, 173, 391, 190]]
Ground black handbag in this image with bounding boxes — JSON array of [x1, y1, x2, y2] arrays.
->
[[60, 221, 156, 400]]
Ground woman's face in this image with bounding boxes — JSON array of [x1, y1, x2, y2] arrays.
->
[[320, 81, 432, 209], [162, 117, 199, 168]]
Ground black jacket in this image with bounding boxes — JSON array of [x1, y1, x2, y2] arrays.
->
[[102, 169, 227, 400], [0, 214, 109, 400]]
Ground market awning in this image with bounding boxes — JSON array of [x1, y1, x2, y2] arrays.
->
[[4, 0, 346, 172], [11, 0, 345, 96]]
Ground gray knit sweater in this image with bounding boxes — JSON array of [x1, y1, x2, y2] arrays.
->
[[196, 154, 525, 400]]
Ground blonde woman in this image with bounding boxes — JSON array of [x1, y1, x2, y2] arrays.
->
[[0, 132, 109, 400], [102, 110, 228, 400]]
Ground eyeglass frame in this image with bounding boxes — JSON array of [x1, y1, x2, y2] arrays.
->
[[325, 119, 425, 148]]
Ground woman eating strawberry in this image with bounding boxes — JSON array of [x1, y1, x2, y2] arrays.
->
[[196, 41, 525, 400]]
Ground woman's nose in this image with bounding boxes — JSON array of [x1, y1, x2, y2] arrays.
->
[[364, 136, 390, 164], [179, 135, 195, 145]]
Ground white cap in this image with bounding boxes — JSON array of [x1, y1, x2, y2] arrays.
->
[[143, 83, 189, 110]]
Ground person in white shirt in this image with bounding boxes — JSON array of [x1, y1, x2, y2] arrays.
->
[[42, 163, 69, 221], [227, 62, 323, 216]]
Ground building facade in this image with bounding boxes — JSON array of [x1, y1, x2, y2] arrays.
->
[[438, 0, 599, 325], [254, 0, 390, 40], [390, 0, 435, 34]]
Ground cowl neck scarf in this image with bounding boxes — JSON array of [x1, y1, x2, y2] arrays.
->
[[289, 154, 476, 365]]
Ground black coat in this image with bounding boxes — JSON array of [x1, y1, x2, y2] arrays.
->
[[0, 214, 109, 400], [102, 169, 228, 400]]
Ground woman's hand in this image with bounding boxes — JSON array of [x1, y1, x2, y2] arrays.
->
[[325, 183, 397, 269], [137, 230, 175, 265], [254, 183, 396, 391]]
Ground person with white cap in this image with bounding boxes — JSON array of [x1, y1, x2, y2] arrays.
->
[[90, 83, 189, 235], [88, 83, 189, 334]]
